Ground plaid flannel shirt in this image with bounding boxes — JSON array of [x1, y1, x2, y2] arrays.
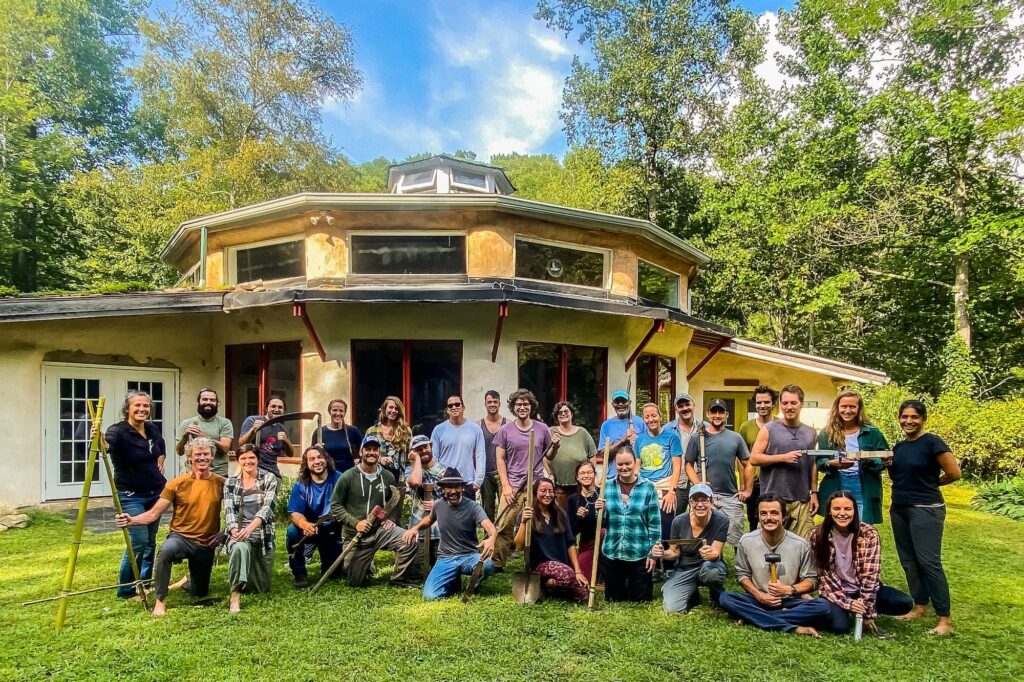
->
[[811, 522, 881, 617], [600, 477, 661, 562], [223, 472, 278, 556]]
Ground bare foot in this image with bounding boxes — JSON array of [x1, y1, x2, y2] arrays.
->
[[151, 600, 166, 617], [895, 605, 927, 621], [928, 618, 953, 636], [794, 626, 820, 638], [169, 574, 190, 591]]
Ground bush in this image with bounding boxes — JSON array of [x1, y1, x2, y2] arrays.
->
[[275, 476, 296, 525], [860, 382, 919, 445], [973, 475, 1024, 521], [929, 395, 1024, 478]]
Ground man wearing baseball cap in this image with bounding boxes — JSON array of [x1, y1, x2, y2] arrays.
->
[[597, 389, 644, 478], [405, 434, 446, 568], [684, 398, 753, 546], [660, 483, 729, 613], [667, 392, 707, 513]]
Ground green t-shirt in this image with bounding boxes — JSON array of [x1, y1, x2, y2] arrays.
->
[[548, 428, 597, 485], [176, 415, 234, 475], [737, 419, 762, 450]]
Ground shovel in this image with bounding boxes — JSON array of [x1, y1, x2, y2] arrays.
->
[[512, 431, 542, 604]]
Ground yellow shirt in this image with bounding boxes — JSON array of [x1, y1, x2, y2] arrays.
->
[[160, 473, 226, 544]]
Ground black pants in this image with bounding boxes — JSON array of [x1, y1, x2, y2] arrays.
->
[[890, 504, 951, 617], [153, 532, 215, 601], [602, 556, 653, 603], [823, 585, 915, 633], [745, 478, 761, 531]]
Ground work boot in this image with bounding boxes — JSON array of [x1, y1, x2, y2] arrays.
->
[[294, 576, 309, 589]]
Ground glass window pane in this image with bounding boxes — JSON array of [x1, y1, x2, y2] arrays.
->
[[515, 239, 605, 288], [565, 346, 607, 437], [235, 240, 304, 283], [350, 235, 466, 275], [268, 342, 301, 443], [403, 170, 434, 187], [517, 343, 561, 425], [657, 357, 675, 421], [409, 341, 462, 434], [452, 170, 486, 189], [60, 441, 73, 461], [227, 344, 261, 424], [60, 378, 71, 396], [60, 463, 73, 483], [87, 379, 99, 398], [74, 378, 85, 397], [351, 341, 404, 431], [73, 462, 86, 483], [638, 260, 679, 307]]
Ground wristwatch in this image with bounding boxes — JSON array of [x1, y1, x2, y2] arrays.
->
[[790, 585, 799, 597]]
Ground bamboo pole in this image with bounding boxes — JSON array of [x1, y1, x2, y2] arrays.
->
[[89, 400, 150, 611], [55, 397, 105, 631], [587, 438, 611, 612], [24, 579, 153, 606]]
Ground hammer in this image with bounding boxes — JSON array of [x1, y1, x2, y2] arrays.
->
[[765, 551, 782, 583]]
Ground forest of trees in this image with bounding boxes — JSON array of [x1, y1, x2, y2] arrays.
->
[[2, 0, 1023, 417]]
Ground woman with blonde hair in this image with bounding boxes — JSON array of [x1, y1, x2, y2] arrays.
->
[[366, 396, 412, 521], [814, 390, 888, 523]]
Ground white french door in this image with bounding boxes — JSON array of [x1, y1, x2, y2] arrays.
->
[[42, 363, 179, 501]]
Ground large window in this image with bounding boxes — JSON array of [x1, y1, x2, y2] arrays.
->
[[351, 340, 462, 435], [232, 238, 304, 284], [226, 341, 302, 443], [638, 260, 680, 307], [350, 235, 467, 275], [517, 342, 607, 436], [515, 238, 607, 288], [635, 355, 676, 423]]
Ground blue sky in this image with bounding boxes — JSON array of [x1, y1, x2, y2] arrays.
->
[[321, 0, 794, 164]]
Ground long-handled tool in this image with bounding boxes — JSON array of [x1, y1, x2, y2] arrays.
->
[[287, 514, 334, 559], [587, 438, 611, 611], [311, 485, 400, 594], [461, 483, 525, 603], [420, 482, 436, 576], [698, 424, 708, 483], [512, 431, 542, 604]]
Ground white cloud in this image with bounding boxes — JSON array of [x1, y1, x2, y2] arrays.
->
[[755, 12, 796, 92]]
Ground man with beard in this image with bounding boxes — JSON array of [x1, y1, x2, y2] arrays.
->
[[667, 393, 706, 513], [174, 388, 233, 476], [738, 386, 777, 531], [330, 435, 419, 587], [597, 390, 645, 477], [718, 495, 830, 636], [115, 438, 225, 617], [405, 435, 446, 568], [403, 467, 498, 600], [286, 446, 343, 588], [239, 395, 294, 478]]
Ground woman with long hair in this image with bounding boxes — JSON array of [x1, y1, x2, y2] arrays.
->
[[567, 460, 602, 577], [223, 446, 278, 612], [313, 399, 363, 473], [547, 401, 596, 512], [814, 390, 889, 523], [885, 400, 961, 635], [515, 477, 589, 602], [365, 395, 412, 482], [810, 491, 913, 635]]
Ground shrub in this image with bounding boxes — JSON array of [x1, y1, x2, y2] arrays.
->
[[275, 476, 296, 525], [929, 395, 1024, 478], [860, 382, 919, 446], [973, 475, 1024, 521]]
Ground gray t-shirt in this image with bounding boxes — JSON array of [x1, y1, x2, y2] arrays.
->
[[760, 420, 816, 502], [430, 496, 488, 557], [479, 417, 506, 475], [735, 529, 818, 591], [684, 429, 750, 496], [669, 509, 730, 569], [176, 414, 234, 475]]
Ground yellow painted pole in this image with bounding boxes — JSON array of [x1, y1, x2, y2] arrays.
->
[[55, 397, 105, 631]]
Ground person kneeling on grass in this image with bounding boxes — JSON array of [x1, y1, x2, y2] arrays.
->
[[286, 446, 343, 589], [811, 491, 914, 636], [115, 437, 225, 617], [718, 495, 830, 637], [223, 447, 278, 613], [661, 483, 727, 614], [403, 468, 497, 600], [515, 477, 589, 602]]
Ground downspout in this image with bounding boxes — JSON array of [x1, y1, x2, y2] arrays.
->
[[198, 226, 208, 289]]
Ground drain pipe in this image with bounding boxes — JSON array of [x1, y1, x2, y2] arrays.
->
[[198, 226, 208, 288]]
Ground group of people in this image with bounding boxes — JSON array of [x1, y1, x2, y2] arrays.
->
[[104, 382, 960, 637]]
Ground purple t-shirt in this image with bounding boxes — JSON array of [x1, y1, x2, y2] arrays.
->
[[493, 421, 552, 490]]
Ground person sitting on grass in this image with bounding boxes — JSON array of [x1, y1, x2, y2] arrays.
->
[[286, 446, 343, 589], [661, 483, 728, 614], [717, 495, 830, 637], [812, 491, 914, 636], [223, 446, 278, 613], [516, 477, 589, 602], [403, 468, 497, 600], [115, 437, 225, 617]]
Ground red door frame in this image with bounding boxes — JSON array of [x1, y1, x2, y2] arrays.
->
[[224, 341, 303, 422], [517, 341, 608, 423]]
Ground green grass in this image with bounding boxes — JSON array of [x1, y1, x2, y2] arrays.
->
[[3, 485, 1022, 682]]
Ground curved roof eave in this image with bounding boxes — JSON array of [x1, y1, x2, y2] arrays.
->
[[159, 193, 711, 268]]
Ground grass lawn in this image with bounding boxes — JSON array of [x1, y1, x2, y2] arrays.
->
[[2, 484, 1022, 682]]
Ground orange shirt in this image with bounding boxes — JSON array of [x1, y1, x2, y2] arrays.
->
[[160, 473, 226, 544]]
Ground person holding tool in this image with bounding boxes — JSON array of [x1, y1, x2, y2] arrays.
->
[[516, 477, 589, 602], [286, 446, 342, 589], [668, 392, 705, 512], [597, 389, 644, 477], [811, 491, 914, 636], [684, 398, 753, 547], [329, 435, 419, 587], [405, 435, 446, 571], [174, 388, 232, 475], [102, 390, 166, 600], [717, 495, 831, 636], [402, 467, 497, 600], [661, 483, 728, 614], [631, 402, 683, 576], [568, 460, 601, 579], [239, 395, 294, 478]]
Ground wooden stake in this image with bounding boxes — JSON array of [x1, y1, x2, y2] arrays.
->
[[587, 438, 611, 611]]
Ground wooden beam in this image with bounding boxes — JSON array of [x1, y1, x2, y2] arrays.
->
[[686, 337, 730, 381], [293, 303, 327, 362], [624, 319, 665, 371], [491, 301, 510, 363]]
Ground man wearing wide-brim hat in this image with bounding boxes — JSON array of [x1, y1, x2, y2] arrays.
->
[[403, 467, 497, 600]]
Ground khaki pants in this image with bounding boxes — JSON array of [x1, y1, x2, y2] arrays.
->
[[783, 500, 815, 539], [343, 525, 419, 587], [492, 492, 527, 569]]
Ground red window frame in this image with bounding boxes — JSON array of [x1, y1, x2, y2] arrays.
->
[[224, 341, 303, 423]]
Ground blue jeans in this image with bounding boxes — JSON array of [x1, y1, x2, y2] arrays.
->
[[718, 592, 831, 632], [423, 553, 493, 600], [839, 471, 865, 517], [117, 490, 161, 598]]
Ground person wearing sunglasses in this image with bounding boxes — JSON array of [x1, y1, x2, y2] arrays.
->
[[430, 394, 486, 496]]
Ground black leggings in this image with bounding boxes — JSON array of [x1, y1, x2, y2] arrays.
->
[[823, 584, 915, 633]]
